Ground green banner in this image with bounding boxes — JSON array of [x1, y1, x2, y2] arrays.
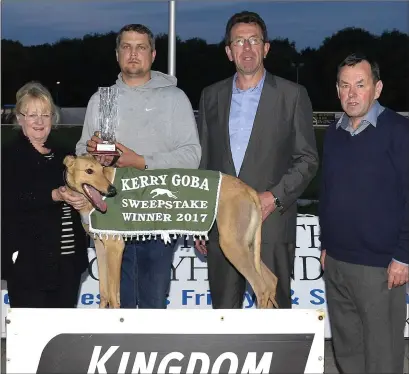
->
[[89, 168, 222, 243]]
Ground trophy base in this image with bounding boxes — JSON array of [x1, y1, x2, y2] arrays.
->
[[90, 150, 121, 156], [91, 143, 120, 156]]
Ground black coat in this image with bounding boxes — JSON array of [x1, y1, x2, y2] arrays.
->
[[1, 130, 89, 290]]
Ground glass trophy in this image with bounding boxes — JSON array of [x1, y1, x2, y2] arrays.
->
[[92, 87, 120, 156]]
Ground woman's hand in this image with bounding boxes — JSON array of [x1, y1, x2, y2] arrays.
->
[[52, 186, 88, 211], [194, 239, 208, 255]]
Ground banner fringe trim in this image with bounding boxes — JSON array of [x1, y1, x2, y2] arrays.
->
[[88, 229, 210, 244]]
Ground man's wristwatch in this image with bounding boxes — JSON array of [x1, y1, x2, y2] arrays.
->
[[274, 196, 283, 210]]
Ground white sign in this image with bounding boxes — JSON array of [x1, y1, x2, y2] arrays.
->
[[6, 308, 325, 374]]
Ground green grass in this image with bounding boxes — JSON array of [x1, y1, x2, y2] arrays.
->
[[1, 125, 326, 214]]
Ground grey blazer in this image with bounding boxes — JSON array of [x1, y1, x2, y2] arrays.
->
[[197, 71, 319, 244]]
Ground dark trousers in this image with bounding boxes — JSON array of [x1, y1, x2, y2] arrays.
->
[[207, 241, 295, 309], [7, 255, 82, 308], [120, 239, 175, 309], [325, 255, 407, 374]]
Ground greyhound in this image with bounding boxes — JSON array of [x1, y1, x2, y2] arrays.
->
[[63, 154, 278, 309]]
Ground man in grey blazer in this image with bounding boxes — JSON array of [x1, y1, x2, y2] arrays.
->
[[195, 11, 319, 309]]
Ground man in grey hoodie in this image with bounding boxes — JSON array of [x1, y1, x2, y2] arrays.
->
[[76, 24, 201, 309]]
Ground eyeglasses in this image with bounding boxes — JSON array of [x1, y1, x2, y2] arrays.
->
[[230, 37, 264, 47], [19, 112, 53, 121]]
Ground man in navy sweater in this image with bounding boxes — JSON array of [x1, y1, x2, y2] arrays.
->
[[319, 53, 409, 373]]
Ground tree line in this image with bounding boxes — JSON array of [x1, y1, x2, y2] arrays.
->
[[1, 27, 408, 111]]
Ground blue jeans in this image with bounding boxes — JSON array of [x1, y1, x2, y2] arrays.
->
[[120, 239, 175, 308]]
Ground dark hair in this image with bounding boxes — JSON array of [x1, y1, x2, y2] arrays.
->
[[116, 24, 155, 50], [337, 53, 380, 83], [224, 11, 268, 46]]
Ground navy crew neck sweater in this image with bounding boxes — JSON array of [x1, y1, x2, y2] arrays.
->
[[319, 108, 409, 268]]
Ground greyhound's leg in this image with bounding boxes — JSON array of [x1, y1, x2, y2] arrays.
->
[[217, 201, 272, 308], [216, 176, 277, 308], [260, 261, 279, 308], [252, 214, 279, 309], [94, 238, 109, 308], [104, 237, 125, 309], [218, 236, 271, 308]]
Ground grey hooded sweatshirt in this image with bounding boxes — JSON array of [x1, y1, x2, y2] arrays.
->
[[76, 71, 201, 169]]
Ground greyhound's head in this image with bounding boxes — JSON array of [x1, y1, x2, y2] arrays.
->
[[63, 154, 117, 213]]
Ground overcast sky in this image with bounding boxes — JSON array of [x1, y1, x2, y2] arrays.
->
[[2, 1, 408, 51]]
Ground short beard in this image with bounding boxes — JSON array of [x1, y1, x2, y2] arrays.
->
[[123, 66, 145, 77]]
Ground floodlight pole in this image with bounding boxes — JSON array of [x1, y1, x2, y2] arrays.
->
[[168, 0, 176, 76]]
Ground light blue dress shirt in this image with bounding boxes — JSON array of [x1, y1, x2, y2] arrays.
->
[[228, 69, 266, 175]]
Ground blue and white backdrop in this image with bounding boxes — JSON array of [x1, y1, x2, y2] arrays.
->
[[2, 215, 408, 338]]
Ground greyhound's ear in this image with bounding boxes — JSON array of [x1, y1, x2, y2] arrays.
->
[[63, 155, 76, 168]]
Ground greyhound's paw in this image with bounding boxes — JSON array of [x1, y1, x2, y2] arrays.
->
[[257, 289, 279, 309], [108, 296, 121, 309], [266, 290, 279, 309], [267, 296, 279, 309], [257, 292, 269, 309]]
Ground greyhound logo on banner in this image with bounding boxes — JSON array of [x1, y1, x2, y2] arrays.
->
[[150, 188, 178, 199], [36, 333, 313, 373]]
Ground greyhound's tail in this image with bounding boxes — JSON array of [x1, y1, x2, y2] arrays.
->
[[249, 189, 263, 277]]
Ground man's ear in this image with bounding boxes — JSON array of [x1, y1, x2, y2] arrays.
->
[[263, 42, 270, 59], [374, 80, 383, 100], [225, 45, 233, 62], [63, 155, 76, 168]]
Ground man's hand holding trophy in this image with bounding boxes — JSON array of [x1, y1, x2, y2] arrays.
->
[[87, 86, 146, 169]]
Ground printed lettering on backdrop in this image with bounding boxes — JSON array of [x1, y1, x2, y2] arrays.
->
[[2, 215, 409, 339]]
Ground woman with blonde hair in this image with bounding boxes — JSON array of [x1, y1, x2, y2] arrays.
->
[[1, 81, 89, 308]]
